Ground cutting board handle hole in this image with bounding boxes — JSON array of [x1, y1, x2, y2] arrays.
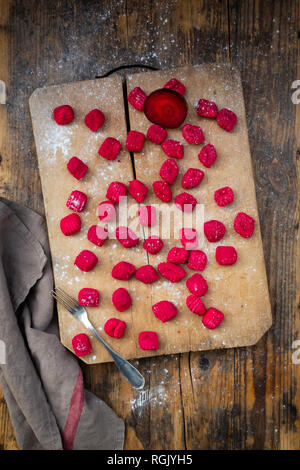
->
[[95, 64, 159, 79]]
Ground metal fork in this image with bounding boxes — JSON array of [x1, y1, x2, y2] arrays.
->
[[52, 287, 145, 390]]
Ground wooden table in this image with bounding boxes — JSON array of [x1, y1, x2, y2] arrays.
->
[[0, 0, 299, 450]]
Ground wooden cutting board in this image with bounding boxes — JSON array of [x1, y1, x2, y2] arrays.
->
[[29, 64, 272, 364]]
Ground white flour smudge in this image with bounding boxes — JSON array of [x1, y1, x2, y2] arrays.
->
[[130, 385, 167, 416], [38, 124, 74, 161]]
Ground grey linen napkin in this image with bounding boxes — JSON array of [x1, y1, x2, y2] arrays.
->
[[0, 197, 124, 450]]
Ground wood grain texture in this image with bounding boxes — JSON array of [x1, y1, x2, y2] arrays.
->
[[127, 64, 271, 349], [228, 0, 300, 450], [29, 76, 150, 364], [0, 0, 299, 450], [30, 64, 272, 364]]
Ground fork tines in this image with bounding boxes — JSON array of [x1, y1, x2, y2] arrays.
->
[[51, 287, 79, 314]]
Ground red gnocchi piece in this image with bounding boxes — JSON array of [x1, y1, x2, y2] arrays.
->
[[202, 307, 224, 329], [153, 180, 172, 202], [182, 124, 205, 144], [116, 226, 139, 248], [214, 186, 234, 207], [53, 105, 74, 125], [78, 288, 100, 307], [74, 250, 98, 272], [112, 261, 136, 280], [128, 86, 147, 111], [196, 99, 218, 118], [161, 139, 184, 159], [138, 331, 159, 350], [181, 168, 204, 189], [135, 265, 159, 284], [174, 192, 197, 213], [126, 130, 145, 153], [163, 78, 186, 95], [66, 190, 87, 213], [187, 250, 207, 271], [112, 288, 132, 312], [157, 262, 186, 283], [67, 156, 88, 180], [217, 108, 237, 132], [60, 213, 81, 236], [198, 143, 217, 168], [98, 137, 121, 161], [138, 205, 156, 227], [84, 109, 105, 132], [147, 124, 167, 144], [106, 181, 127, 203], [215, 246, 237, 266], [186, 273, 208, 297], [186, 295, 206, 316], [234, 212, 255, 238], [159, 159, 179, 185], [87, 225, 108, 247], [204, 220, 226, 242], [143, 236, 163, 255], [152, 300, 178, 323], [129, 179, 148, 203], [180, 228, 198, 249], [97, 200, 116, 222], [104, 318, 126, 339], [167, 247, 189, 264], [72, 333, 92, 357]]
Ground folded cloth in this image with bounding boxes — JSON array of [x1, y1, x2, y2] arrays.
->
[[0, 197, 124, 450]]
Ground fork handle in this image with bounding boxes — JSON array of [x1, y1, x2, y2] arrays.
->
[[83, 318, 145, 390]]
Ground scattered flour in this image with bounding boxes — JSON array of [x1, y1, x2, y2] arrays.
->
[[129, 385, 167, 416], [38, 123, 75, 161]]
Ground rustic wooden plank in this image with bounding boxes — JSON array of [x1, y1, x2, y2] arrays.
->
[[291, 32, 300, 451], [227, 0, 300, 450], [0, 0, 10, 199], [0, 0, 19, 451]]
